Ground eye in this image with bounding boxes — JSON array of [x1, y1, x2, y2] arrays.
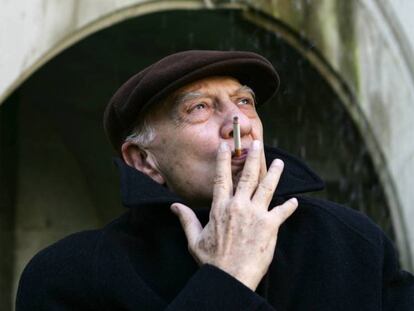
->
[[238, 98, 253, 106], [188, 102, 208, 113], [195, 103, 206, 110]]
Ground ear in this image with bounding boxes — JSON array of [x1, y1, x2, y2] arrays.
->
[[121, 142, 165, 184]]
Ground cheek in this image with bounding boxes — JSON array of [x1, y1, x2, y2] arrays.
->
[[250, 118, 263, 139], [154, 130, 215, 170], [152, 121, 220, 176], [178, 126, 218, 158]]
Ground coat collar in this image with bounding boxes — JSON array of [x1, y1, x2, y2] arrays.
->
[[114, 145, 324, 209]]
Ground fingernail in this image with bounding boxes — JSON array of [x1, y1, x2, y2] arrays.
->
[[252, 140, 261, 150], [272, 159, 284, 167], [290, 198, 298, 205], [170, 204, 178, 213], [219, 142, 229, 152]]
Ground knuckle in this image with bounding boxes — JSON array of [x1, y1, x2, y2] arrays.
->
[[249, 152, 260, 159], [279, 205, 293, 220], [217, 150, 230, 160], [239, 172, 252, 182], [265, 222, 277, 234], [280, 208, 290, 219], [255, 215, 269, 228], [237, 174, 257, 189], [209, 209, 220, 221], [180, 214, 192, 227], [213, 174, 227, 186], [259, 182, 275, 196], [262, 216, 276, 229], [229, 201, 243, 214], [237, 182, 254, 193]]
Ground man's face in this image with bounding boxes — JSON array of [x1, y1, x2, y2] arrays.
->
[[144, 76, 264, 206]]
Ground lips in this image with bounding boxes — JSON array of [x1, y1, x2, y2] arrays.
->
[[231, 148, 248, 166]]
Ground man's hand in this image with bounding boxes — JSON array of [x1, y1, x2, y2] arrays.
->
[[171, 140, 298, 291]]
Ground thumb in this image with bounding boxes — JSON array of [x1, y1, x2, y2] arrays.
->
[[171, 203, 202, 245]]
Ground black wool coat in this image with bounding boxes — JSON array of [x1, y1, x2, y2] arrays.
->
[[16, 147, 414, 310]]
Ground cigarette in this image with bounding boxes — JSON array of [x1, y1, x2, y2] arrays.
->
[[233, 116, 242, 157]]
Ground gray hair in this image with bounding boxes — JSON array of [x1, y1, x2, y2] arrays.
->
[[124, 118, 156, 148]]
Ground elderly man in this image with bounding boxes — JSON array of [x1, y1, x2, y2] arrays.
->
[[17, 50, 413, 310]]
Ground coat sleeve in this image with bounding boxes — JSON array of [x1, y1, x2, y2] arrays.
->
[[16, 232, 276, 311], [382, 234, 414, 310], [16, 261, 275, 311], [15, 231, 105, 311], [165, 264, 275, 311]]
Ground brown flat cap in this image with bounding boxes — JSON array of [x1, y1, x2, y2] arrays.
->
[[104, 50, 280, 153]]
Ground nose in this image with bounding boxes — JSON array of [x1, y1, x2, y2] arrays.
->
[[220, 109, 252, 141]]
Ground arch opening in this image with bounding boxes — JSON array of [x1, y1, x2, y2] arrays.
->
[[0, 8, 399, 308]]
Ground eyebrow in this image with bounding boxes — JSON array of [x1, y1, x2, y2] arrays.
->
[[174, 85, 256, 108], [234, 85, 256, 100], [174, 91, 204, 108]]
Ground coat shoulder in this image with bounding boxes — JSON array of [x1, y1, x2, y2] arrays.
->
[[16, 229, 106, 309], [20, 211, 131, 277], [22, 229, 103, 275], [295, 195, 385, 250]]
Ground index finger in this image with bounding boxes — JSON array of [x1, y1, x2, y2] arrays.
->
[[234, 140, 262, 199], [211, 142, 233, 208]]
